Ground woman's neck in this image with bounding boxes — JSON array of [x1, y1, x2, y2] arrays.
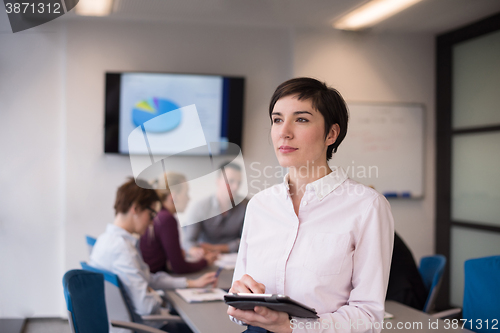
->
[[164, 199, 176, 214], [287, 164, 331, 197]]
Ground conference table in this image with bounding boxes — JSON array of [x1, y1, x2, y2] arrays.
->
[[383, 301, 471, 332], [166, 267, 242, 333], [167, 268, 471, 333]]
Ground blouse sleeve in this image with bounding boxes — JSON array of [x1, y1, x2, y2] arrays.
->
[[229, 201, 251, 326], [231, 197, 252, 284], [292, 195, 394, 333], [156, 212, 208, 274]]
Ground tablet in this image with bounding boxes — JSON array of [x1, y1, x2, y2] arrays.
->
[[224, 293, 319, 318]]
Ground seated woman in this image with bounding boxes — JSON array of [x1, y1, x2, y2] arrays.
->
[[140, 172, 218, 274], [90, 177, 217, 318], [228, 78, 394, 332]]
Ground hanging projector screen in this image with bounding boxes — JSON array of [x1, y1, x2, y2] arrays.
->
[[104, 72, 245, 155]]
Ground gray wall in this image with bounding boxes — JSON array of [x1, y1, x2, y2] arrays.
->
[[0, 19, 65, 317]]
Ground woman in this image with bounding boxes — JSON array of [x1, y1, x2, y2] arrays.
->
[[228, 78, 394, 333], [90, 177, 217, 319], [140, 172, 218, 274]]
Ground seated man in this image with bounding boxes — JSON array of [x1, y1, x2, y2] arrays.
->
[[182, 162, 248, 257], [386, 232, 428, 310], [90, 177, 216, 317]]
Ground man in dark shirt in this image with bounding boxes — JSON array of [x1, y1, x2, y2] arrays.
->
[[182, 162, 248, 257], [386, 232, 428, 310]]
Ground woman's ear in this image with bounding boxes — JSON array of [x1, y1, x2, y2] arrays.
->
[[326, 124, 340, 146]]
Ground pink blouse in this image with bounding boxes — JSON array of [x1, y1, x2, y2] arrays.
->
[[232, 168, 394, 332]]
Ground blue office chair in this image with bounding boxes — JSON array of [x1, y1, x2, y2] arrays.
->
[[80, 262, 182, 331], [85, 235, 97, 256], [462, 255, 500, 333], [63, 269, 166, 333], [418, 254, 446, 313]]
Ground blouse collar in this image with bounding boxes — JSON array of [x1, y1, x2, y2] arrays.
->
[[283, 166, 348, 201]]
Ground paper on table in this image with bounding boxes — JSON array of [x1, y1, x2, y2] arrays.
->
[[215, 253, 238, 269], [175, 288, 227, 303], [384, 312, 394, 319]]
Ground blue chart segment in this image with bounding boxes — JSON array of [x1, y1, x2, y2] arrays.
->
[[132, 98, 182, 133]]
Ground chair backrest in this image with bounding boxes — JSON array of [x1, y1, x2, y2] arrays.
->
[[63, 269, 110, 333], [85, 235, 97, 256], [80, 262, 141, 332], [463, 255, 500, 333], [418, 254, 446, 313]]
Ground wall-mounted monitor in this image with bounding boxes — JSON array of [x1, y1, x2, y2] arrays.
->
[[104, 72, 245, 155]]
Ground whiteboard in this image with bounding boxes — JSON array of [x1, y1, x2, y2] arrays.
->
[[332, 103, 425, 198]]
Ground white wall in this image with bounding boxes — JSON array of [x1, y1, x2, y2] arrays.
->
[[292, 28, 435, 261], [0, 18, 65, 316], [0, 15, 435, 316]]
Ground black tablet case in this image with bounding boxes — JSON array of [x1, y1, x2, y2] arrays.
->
[[224, 294, 319, 318]]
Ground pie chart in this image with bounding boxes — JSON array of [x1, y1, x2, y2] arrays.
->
[[132, 98, 182, 133]]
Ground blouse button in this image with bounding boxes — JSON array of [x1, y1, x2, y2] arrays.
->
[[302, 201, 308, 206]]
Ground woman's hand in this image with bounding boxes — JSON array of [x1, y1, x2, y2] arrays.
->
[[204, 250, 219, 265], [227, 275, 292, 333], [200, 242, 229, 254], [187, 272, 218, 288], [228, 305, 292, 333], [228, 274, 265, 294], [188, 247, 205, 261]]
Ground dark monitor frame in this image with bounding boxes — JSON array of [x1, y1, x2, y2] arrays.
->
[[104, 71, 245, 155]]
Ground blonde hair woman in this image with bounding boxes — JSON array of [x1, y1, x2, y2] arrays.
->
[[140, 172, 218, 274]]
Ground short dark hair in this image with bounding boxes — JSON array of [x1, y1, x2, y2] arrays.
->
[[114, 177, 160, 215], [269, 77, 349, 160]]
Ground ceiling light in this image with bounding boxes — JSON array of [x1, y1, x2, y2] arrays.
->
[[75, 0, 113, 16], [333, 0, 423, 31]]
